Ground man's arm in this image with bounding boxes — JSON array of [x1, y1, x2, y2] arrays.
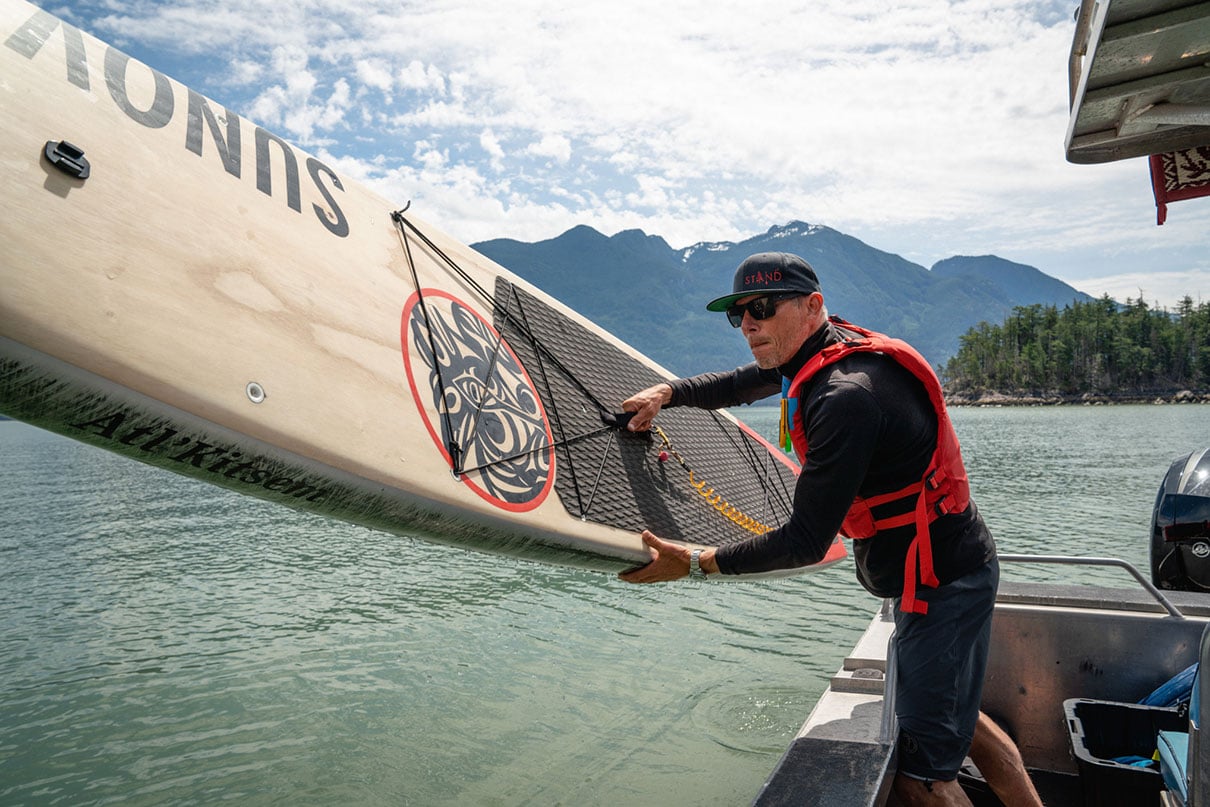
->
[[621, 364, 781, 431], [715, 379, 880, 574], [620, 379, 874, 583], [672, 363, 781, 409]]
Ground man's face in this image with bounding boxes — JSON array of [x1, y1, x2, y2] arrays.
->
[[736, 293, 818, 369]]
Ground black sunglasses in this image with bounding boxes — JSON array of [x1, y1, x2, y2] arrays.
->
[[726, 293, 801, 328]]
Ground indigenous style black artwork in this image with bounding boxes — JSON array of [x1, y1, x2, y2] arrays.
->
[[402, 289, 553, 512]]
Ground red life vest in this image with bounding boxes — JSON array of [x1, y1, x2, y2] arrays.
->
[[786, 317, 971, 614]]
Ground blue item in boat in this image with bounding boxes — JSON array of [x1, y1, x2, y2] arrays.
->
[[1111, 755, 1157, 767], [1157, 730, 1189, 802], [1140, 662, 1198, 707]]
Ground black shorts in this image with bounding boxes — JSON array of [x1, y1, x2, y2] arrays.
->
[[893, 557, 999, 782]]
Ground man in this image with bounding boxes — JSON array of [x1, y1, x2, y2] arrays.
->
[[619, 252, 1041, 807]]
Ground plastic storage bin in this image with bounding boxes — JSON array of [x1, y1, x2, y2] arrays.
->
[[1063, 698, 1187, 807]]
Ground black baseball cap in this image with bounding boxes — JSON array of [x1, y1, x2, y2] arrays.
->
[[705, 252, 822, 312]]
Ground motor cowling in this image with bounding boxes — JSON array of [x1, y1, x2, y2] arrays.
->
[[1151, 448, 1210, 590]]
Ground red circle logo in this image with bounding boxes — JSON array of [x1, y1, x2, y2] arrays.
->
[[401, 290, 554, 511]]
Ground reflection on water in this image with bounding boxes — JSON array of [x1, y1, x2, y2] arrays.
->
[[0, 404, 1205, 805]]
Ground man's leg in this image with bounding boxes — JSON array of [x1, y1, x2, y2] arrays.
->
[[968, 712, 1044, 807], [890, 712, 1043, 806], [892, 560, 997, 804]]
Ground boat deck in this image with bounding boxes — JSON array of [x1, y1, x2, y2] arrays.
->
[[754, 579, 1210, 806]]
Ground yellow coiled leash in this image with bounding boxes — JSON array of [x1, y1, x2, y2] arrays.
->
[[651, 425, 774, 536]]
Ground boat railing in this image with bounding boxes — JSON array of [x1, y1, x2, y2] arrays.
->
[[998, 554, 1185, 619]]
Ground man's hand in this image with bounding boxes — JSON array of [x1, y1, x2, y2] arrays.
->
[[620, 383, 673, 432], [619, 531, 688, 583], [619, 530, 718, 583]]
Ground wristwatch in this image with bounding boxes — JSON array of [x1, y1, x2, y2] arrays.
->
[[689, 548, 707, 580]]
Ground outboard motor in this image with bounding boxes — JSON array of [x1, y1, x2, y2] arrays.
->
[[1152, 448, 1210, 591]]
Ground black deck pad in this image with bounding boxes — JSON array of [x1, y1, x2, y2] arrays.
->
[[494, 278, 797, 546]]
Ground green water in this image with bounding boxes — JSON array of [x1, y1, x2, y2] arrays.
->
[[0, 405, 1205, 805]]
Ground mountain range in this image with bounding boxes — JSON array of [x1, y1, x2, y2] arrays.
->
[[472, 221, 1093, 378]]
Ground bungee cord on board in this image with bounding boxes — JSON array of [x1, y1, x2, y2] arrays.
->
[[393, 206, 612, 517], [391, 206, 794, 535], [711, 416, 796, 527]]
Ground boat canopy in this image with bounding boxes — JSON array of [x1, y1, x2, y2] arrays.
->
[[1066, 0, 1210, 164]]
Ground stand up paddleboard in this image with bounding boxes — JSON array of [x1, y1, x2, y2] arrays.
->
[[0, 0, 845, 574]]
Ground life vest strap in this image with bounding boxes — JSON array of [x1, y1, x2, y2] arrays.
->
[[862, 480, 924, 509], [873, 511, 917, 530], [868, 492, 954, 533], [900, 480, 940, 614]]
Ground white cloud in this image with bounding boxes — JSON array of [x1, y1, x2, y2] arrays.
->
[[228, 59, 264, 86], [354, 58, 394, 95], [397, 60, 446, 94], [479, 129, 506, 171], [525, 134, 572, 165]]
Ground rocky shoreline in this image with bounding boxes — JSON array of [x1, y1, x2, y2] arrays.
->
[[944, 389, 1210, 407]]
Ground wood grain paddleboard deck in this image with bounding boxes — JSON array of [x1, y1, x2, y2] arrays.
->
[[0, 0, 845, 575]]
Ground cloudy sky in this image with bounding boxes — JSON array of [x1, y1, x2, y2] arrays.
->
[[44, 0, 1210, 308]]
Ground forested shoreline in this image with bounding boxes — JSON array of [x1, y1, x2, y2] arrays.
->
[[942, 296, 1210, 406]]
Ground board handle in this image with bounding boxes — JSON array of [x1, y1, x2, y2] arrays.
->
[[44, 140, 91, 179]]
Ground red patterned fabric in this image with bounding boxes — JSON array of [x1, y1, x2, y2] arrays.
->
[[1150, 147, 1210, 225]]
